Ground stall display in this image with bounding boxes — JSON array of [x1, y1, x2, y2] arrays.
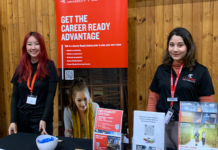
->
[[178, 101, 218, 150], [93, 108, 123, 150], [132, 111, 165, 150]]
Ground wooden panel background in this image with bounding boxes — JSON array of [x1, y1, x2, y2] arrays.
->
[[0, 0, 58, 137], [0, 0, 218, 140], [128, 0, 218, 138]]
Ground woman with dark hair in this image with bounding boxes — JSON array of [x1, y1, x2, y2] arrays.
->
[[8, 32, 59, 135], [147, 27, 214, 149], [64, 78, 99, 139]]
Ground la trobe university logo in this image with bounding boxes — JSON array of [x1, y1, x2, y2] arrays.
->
[[183, 74, 196, 83]]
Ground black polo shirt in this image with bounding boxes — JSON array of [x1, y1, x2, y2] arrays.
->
[[150, 63, 215, 121]]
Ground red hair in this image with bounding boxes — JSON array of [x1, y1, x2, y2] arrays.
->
[[16, 32, 49, 83]]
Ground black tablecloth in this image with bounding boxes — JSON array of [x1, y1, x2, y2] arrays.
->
[[0, 133, 176, 150], [0, 132, 93, 150]]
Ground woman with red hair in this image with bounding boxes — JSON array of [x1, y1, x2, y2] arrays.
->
[[8, 32, 59, 135]]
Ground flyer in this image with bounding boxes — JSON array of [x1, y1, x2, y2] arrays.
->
[[132, 111, 165, 150], [178, 122, 217, 150], [180, 112, 217, 124], [93, 108, 123, 150], [180, 101, 217, 113]]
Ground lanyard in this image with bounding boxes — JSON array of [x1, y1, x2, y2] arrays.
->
[[170, 63, 184, 106], [27, 72, 37, 94]]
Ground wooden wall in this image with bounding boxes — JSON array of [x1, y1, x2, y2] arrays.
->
[[128, 0, 218, 138], [0, 0, 58, 137]]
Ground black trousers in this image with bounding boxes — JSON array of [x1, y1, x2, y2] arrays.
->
[[202, 138, 205, 145], [17, 108, 53, 135]]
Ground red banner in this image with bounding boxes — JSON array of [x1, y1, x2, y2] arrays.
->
[[55, 0, 127, 68]]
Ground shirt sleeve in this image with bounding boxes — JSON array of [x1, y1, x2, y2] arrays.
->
[[41, 81, 57, 121], [48, 60, 59, 82], [147, 91, 159, 112], [199, 95, 214, 102], [41, 61, 59, 121], [10, 84, 20, 123], [149, 67, 160, 93], [64, 107, 73, 130], [93, 102, 99, 129], [198, 69, 215, 96]]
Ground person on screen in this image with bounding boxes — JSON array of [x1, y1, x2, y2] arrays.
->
[[194, 130, 200, 146], [202, 131, 206, 146], [113, 140, 120, 150], [64, 78, 99, 139], [8, 32, 59, 135], [205, 120, 210, 124], [107, 138, 113, 150], [196, 106, 202, 112], [147, 27, 215, 149]]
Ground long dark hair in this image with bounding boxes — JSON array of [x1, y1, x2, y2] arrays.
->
[[163, 27, 197, 72]]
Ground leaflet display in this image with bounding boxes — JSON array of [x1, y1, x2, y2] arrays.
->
[[179, 101, 218, 150], [93, 108, 123, 150], [132, 111, 165, 150]]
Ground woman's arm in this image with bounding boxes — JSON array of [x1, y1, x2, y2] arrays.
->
[[39, 81, 57, 135], [41, 81, 57, 121], [10, 84, 20, 123], [146, 91, 159, 112], [199, 95, 214, 102], [9, 84, 20, 135], [64, 107, 73, 137]]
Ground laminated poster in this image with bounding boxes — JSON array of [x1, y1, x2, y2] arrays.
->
[[179, 122, 218, 150], [180, 101, 217, 113], [180, 112, 217, 124], [132, 111, 165, 150], [93, 108, 123, 150]]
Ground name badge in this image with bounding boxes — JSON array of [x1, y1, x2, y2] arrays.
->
[[165, 109, 174, 124], [26, 95, 37, 105], [167, 97, 178, 102]]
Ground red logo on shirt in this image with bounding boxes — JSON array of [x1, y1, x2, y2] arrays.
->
[[183, 76, 196, 83]]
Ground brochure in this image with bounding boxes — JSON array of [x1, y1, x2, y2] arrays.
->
[[178, 122, 217, 150], [132, 111, 165, 150], [93, 108, 123, 150], [180, 112, 217, 124], [180, 101, 217, 113]]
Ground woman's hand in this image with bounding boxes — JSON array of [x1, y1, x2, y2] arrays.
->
[[64, 129, 73, 137], [8, 123, 17, 135], [39, 120, 48, 135]]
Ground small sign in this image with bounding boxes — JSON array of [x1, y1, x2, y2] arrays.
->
[[132, 111, 165, 150]]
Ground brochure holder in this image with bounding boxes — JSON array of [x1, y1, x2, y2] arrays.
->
[[132, 111, 165, 150], [178, 101, 218, 150], [93, 108, 123, 150]]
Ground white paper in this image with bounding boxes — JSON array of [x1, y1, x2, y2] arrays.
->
[[133, 111, 165, 150]]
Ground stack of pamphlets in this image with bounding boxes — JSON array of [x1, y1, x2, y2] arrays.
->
[[93, 108, 123, 150], [179, 101, 217, 150], [132, 111, 165, 150]]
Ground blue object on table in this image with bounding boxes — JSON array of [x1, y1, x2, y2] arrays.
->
[[38, 137, 54, 143]]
